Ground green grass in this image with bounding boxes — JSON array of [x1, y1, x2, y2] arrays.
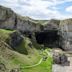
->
[[0, 29, 14, 41], [15, 39, 28, 55], [21, 55, 53, 72], [0, 29, 14, 34]]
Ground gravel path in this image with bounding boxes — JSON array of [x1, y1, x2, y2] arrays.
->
[[52, 56, 72, 72]]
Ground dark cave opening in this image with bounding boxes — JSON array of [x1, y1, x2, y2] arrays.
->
[[35, 30, 59, 48]]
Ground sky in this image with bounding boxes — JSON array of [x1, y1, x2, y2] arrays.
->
[[0, 0, 72, 20]]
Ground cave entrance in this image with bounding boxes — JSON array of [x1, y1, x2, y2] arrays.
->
[[35, 30, 59, 48]]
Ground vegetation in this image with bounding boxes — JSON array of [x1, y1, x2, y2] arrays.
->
[[0, 29, 53, 72]]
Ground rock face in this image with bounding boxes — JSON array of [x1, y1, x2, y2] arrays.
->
[[0, 6, 41, 32], [16, 16, 41, 32], [35, 19, 60, 48], [0, 5, 72, 50], [6, 31, 23, 48], [0, 6, 16, 29], [59, 19, 72, 50], [44, 19, 60, 31]]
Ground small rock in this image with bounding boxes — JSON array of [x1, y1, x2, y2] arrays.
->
[[7, 31, 23, 48], [53, 52, 61, 64]]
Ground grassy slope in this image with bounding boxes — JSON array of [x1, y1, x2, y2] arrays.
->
[[0, 29, 53, 72], [22, 57, 52, 72]]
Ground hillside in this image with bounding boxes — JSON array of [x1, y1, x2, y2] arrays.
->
[[0, 5, 72, 72], [0, 29, 53, 72]]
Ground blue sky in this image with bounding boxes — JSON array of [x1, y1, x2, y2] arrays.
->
[[0, 0, 72, 20]]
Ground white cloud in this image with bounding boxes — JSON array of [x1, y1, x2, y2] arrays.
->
[[51, 0, 72, 5], [0, 0, 72, 19], [66, 6, 72, 13], [4, 0, 18, 3]]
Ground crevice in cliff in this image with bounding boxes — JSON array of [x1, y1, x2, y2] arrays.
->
[[35, 30, 59, 48], [14, 16, 17, 29]]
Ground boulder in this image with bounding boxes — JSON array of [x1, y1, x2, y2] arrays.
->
[[7, 31, 23, 48], [53, 52, 68, 64], [60, 54, 68, 64]]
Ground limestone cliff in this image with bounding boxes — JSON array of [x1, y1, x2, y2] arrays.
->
[[0, 5, 72, 51], [0, 6, 41, 32], [0, 6, 16, 29], [44, 19, 60, 30], [59, 19, 72, 50]]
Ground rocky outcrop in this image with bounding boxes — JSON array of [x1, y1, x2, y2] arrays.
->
[[53, 52, 68, 64], [59, 19, 72, 50], [16, 16, 41, 32], [0, 6, 16, 29], [0, 6, 41, 32], [35, 19, 60, 48], [44, 19, 60, 31], [6, 31, 23, 48], [6, 31, 28, 55], [1, 5, 72, 50]]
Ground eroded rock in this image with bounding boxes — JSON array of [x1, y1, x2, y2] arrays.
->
[[7, 31, 23, 48], [53, 52, 68, 65]]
